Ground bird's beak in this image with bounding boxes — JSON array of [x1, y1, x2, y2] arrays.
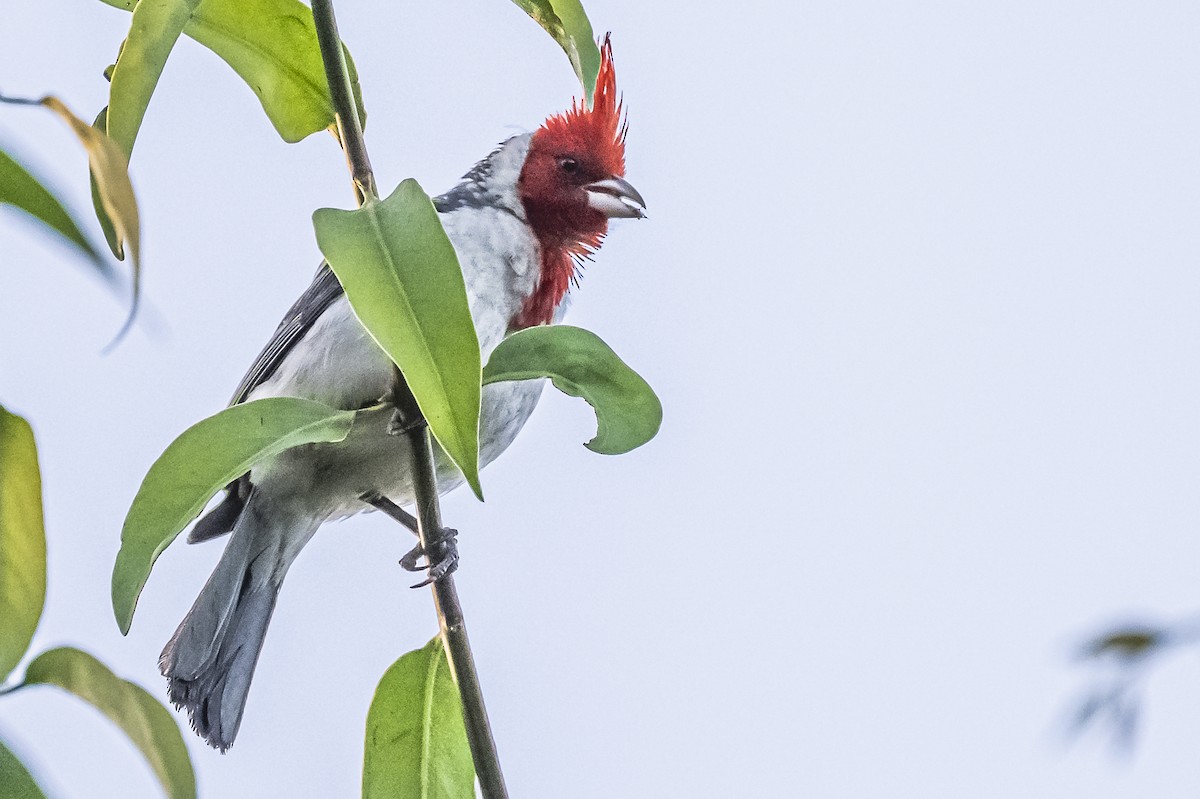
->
[[585, 176, 647, 219]]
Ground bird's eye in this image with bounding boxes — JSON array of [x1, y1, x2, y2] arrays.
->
[[559, 157, 580, 174]]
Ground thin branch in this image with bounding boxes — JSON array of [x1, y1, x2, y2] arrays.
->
[[0, 93, 44, 106], [389, 372, 509, 798], [310, 0, 376, 203], [310, 4, 509, 796]]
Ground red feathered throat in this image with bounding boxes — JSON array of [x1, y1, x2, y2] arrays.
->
[[513, 35, 625, 329], [512, 233, 604, 329]]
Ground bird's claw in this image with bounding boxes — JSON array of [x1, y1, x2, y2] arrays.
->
[[400, 526, 459, 588]]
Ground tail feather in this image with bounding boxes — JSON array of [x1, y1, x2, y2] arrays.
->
[[187, 480, 246, 544], [161, 494, 315, 751]]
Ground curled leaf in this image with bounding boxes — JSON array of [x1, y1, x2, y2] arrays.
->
[[483, 325, 661, 454]]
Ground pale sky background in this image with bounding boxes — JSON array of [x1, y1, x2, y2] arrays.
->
[[4, 0, 1200, 797]]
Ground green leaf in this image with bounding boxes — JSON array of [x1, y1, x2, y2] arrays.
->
[[363, 638, 475, 799], [313, 179, 483, 498], [106, 0, 202, 159], [112, 397, 357, 633], [24, 647, 196, 799], [510, 0, 601, 106], [98, 0, 367, 143], [484, 325, 661, 454], [0, 738, 48, 799], [0, 406, 46, 682], [0, 147, 111, 278]]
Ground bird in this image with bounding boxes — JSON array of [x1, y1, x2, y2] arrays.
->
[[159, 36, 644, 751]]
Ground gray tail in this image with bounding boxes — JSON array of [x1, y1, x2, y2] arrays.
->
[[160, 493, 315, 751]]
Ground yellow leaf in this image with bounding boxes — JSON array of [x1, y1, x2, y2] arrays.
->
[[39, 96, 142, 344]]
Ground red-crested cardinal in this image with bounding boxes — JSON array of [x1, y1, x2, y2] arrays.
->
[[160, 37, 644, 750]]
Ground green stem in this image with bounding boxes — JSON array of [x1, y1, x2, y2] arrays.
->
[[309, 3, 508, 797], [389, 374, 509, 799], [310, 0, 376, 203]]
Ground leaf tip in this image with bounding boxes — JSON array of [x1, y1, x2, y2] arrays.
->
[[111, 578, 136, 636], [110, 541, 142, 635]]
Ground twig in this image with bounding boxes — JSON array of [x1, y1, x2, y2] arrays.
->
[[389, 376, 508, 797], [310, 3, 509, 796], [310, 1, 376, 204]]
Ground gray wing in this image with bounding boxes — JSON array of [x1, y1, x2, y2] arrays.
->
[[191, 264, 345, 544], [195, 187, 464, 543], [227, 181, 473, 406], [228, 263, 345, 406]]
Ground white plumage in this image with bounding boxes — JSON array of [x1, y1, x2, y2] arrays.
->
[[162, 135, 551, 749], [160, 85, 646, 747]]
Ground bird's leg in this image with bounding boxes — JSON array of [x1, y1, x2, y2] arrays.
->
[[361, 491, 419, 535], [360, 491, 460, 587]]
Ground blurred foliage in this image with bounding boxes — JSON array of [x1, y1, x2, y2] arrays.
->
[[0, 148, 108, 276], [0, 408, 196, 798], [0, 407, 46, 682], [0, 739, 47, 799], [1065, 618, 1200, 753], [25, 647, 196, 799]]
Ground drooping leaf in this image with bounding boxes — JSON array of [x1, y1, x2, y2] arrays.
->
[[313, 179, 482, 498], [98, 0, 367, 142], [24, 647, 195, 799], [0, 406, 46, 682], [106, 0, 202, 159], [89, 107, 124, 261], [510, 0, 601, 106], [0, 147, 111, 279], [112, 397, 358, 633], [35, 96, 142, 342], [363, 638, 475, 799], [483, 325, 661, 454], [0, 738, 48, 799]]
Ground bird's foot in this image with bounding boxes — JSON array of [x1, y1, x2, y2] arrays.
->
[[400, 526, 459, 588]]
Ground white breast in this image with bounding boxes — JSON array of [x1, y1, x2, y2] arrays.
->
[[247, 180, 548, 513]]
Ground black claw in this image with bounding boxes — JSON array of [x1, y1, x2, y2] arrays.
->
[[427, 550, 460, 582], [399, 527, 459, 587]]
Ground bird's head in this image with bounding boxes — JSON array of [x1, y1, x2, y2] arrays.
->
[[514, 35, 645, 327]]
